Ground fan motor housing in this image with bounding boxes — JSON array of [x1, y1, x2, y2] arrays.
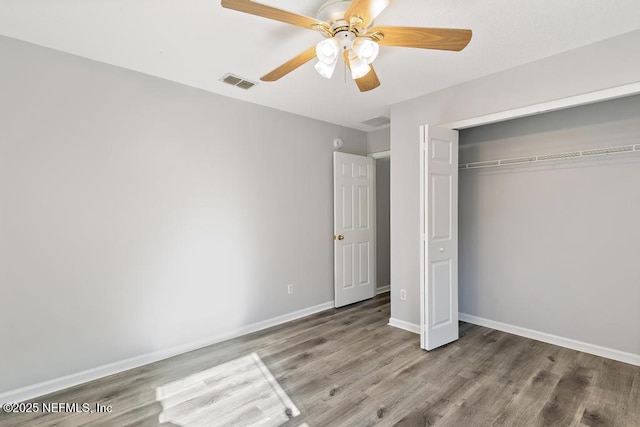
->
[[335, 30, 356, 50], [316, 0, 351, 25]]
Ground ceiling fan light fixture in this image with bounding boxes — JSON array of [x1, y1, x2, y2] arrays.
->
[[314, 59, 338, 79], [348, 55, 371, 80], [221, 0, 472, 93], [352, 38, 379, 65], [316, 37, 340, 64]]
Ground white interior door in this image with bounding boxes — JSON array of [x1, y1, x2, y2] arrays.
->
[[333, 152, 376, 308], [420, 126, 459, 350]]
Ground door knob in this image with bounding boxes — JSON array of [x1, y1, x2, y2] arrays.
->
[[336, 235, 345, 240], [439, 247, 445, 253]]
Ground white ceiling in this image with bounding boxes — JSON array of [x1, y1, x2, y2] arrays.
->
[[1, 0, 639, 131]]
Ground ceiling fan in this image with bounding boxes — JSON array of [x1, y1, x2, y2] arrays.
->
[[221, 0, 472, 92]]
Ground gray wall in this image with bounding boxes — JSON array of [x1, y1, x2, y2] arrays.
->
[[459, 95, 640, 355], [367, 128, 390, 153], [389, 29, 640, 326], [0, 36, 366, 394], [375, 158, 390, 289]]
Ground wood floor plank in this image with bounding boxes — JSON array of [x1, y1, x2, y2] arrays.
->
[[627, 370, 640, 425], [1, 293, 639, 427], [578, 356, 640, 427]]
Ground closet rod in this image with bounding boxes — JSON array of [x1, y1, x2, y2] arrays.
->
[[459, 143, 640, 170]]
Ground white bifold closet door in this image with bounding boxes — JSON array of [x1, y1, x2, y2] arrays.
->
[[420, 126, 459, 351]]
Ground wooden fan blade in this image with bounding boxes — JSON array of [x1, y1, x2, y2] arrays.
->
[[221, 0, 330, 32], [370, 26, 472, 51], [354, 66, 381, 92], [260, 46, 317, 82], [344, 51, 381, 92], [344, 0, 391, 27]]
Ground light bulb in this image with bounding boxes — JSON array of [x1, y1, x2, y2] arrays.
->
[[316, 37, 340, 65], [352, 38, 379, 65], [315, 59, 338, 79], [349, 55, 371, 79]]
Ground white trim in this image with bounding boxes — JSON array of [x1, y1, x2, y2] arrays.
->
[[369, 150, 391, 159], [0, 301, 334, 405], [440, 81, 640, 130], [388, 317, 420, 335], [376, 285, 390, 294], [459, 313, 640, 367]]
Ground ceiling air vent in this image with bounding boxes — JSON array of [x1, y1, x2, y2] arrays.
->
[[220, 73, 257, 90], [361, 115, 390, 128]]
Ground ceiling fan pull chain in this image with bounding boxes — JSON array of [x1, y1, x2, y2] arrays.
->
[[344, 57, 347, 84]]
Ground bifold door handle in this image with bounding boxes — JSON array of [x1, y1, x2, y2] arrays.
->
[[439, 247, 445, 253]]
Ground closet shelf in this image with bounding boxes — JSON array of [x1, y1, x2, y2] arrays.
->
[[459, 143, 640, 170]]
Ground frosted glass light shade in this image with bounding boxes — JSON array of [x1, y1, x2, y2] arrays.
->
[[314, 59, 338, 79], [316, 37, 340, 64], [352, 38, 379, 65], [349, 56, 371, 79]]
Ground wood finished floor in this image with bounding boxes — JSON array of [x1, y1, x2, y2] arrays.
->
[[2, 293, 639, 427]]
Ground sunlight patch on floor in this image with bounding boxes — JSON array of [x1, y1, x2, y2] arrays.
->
[[155, 352, 300, 426]]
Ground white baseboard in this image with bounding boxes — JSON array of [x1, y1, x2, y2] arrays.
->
[[459, 313, 640, 367], [376, 285, 390, 295], [0, 301, 335, 405], [388, 317, 420, 335]]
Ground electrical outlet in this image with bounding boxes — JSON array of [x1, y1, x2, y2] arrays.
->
[[287, 284, 294, 295], [400, 289, 407, 300]]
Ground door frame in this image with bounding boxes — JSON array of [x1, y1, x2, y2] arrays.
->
[[369, 150, 390, 160], [369, 150, 391, 296], [439, 82, 640, 131]]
